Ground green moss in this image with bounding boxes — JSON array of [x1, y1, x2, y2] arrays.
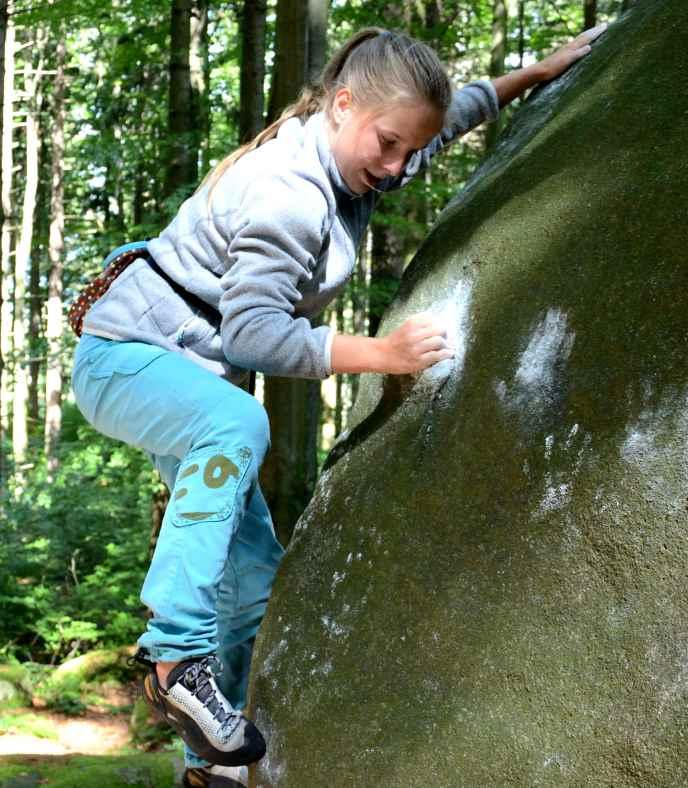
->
[[0, 711, 58, 740], [0, 665, 29, 687], [0, 753, 180, 788]]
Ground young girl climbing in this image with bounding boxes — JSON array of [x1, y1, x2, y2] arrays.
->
[[70, 23, 606, 788]]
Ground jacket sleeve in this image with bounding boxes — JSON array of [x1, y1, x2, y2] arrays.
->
[[218, 174, 334, 379], [383, 80, 500, 191]]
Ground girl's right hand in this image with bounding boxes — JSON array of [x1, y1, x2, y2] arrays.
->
[[536, 23, 607, 82], [380, 313, 454, 374]]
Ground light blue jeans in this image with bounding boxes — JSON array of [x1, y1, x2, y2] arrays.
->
[[71, 332, 285, 767]]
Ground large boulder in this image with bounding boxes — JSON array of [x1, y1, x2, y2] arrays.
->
[[249, 1, 688, 785]]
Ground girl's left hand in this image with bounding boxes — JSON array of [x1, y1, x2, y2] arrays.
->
[[538, 23, 608, 82]]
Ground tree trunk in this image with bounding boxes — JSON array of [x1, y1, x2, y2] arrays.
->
[[584, 0, 597, 28], [239, 0, 267, 143], [261, 0, 328, 546], [165, 0, 197, 204], [27, 217, 40, 431], [0, 1, 13, 477], [13, 31, 43, 471], [351, 233, 369, 410], [485, 0, 508, 151], [334, 296, 344, 436], [267, 0, 308, 122], [190, 0, 208, 172], [44, 35, 65, 474], [369, 205, 405, 338], [306, 0, 328, 83], [0, 0, 5, 161], [132, 62, 145, 228], [28, 124, 49, 436], [262, 375, 321, 546]]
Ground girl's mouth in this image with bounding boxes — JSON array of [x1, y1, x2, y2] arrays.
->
[[363, 169, 381, 188]]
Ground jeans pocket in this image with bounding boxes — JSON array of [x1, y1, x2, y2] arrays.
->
[[170, 446, 253, 528], [86, 340, 167, 380]]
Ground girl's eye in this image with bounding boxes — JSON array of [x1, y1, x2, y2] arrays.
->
[[380, 136, 395, 148]]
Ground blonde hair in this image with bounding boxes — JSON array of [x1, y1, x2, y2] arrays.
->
[[200, 28, 452, 195]]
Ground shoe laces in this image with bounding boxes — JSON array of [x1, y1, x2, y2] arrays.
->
[[180, 656, 241, 740]]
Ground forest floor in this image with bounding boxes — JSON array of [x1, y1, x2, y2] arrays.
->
[[0, 707, 131, 756], [0, 696, 184, 787]]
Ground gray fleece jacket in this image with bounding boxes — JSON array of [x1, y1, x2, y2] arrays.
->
[[82, 81, 498, 383]]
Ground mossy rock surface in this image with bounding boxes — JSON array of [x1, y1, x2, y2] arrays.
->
[[0, 681, 30, 710], [51, 647, 135, 683], [0, 666, 34, 707], [249, 1, 688, 786]]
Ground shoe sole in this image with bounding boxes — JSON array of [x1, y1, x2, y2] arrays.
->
[[143, 672, 266, 767]]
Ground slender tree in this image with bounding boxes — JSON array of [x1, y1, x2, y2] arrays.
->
[[334, 296, 345, 436], [0, 0, 13, 470], [132, 62, 148, 229], [485, 0, 508, 151], [0, 0, 5, 175], [584, 0, 597, 28], [239, 0, 267, 143], [165, 0, 197, 203], [190, 0, 209, 173], [44, 34, 65, 473], [369, 212, 405, 338], [307, 0, 328, 82], [267, 0, 308, 121], [13, 29, 45, 470], [27, 196, 41, 431]]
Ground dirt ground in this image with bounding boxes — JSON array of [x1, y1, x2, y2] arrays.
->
[[0, 709, 131, 757]]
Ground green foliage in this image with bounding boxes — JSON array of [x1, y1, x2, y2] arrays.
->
[[129, 697, 176, 750], [0, 679, 30, 709], [0, 407, 158, 663], [0, 709, 59, 740], [0, 753, 180, 788], [36, 673, 88, 716], [0, 653, 139, 716]]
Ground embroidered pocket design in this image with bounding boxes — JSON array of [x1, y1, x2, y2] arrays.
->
[[171, 447, 253, 527]]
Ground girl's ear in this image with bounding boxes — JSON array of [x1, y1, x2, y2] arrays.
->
[[332, 87, 353, 125]]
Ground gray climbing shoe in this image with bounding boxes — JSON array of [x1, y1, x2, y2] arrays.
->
[[140, 654, 265, 767]]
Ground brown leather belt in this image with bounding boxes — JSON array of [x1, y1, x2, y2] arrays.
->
[[68, 246, 150, 338]]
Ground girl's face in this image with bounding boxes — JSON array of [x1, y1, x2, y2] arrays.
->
[[327, 89, 444, 195]]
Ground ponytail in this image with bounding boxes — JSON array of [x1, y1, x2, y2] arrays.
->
[[320, 27, 384, 100]]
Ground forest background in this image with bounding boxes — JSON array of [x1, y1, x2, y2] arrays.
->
[[0, 0, 632, 685]]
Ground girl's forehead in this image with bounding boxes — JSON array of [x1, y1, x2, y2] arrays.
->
[[362, 102, 444, 145]]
